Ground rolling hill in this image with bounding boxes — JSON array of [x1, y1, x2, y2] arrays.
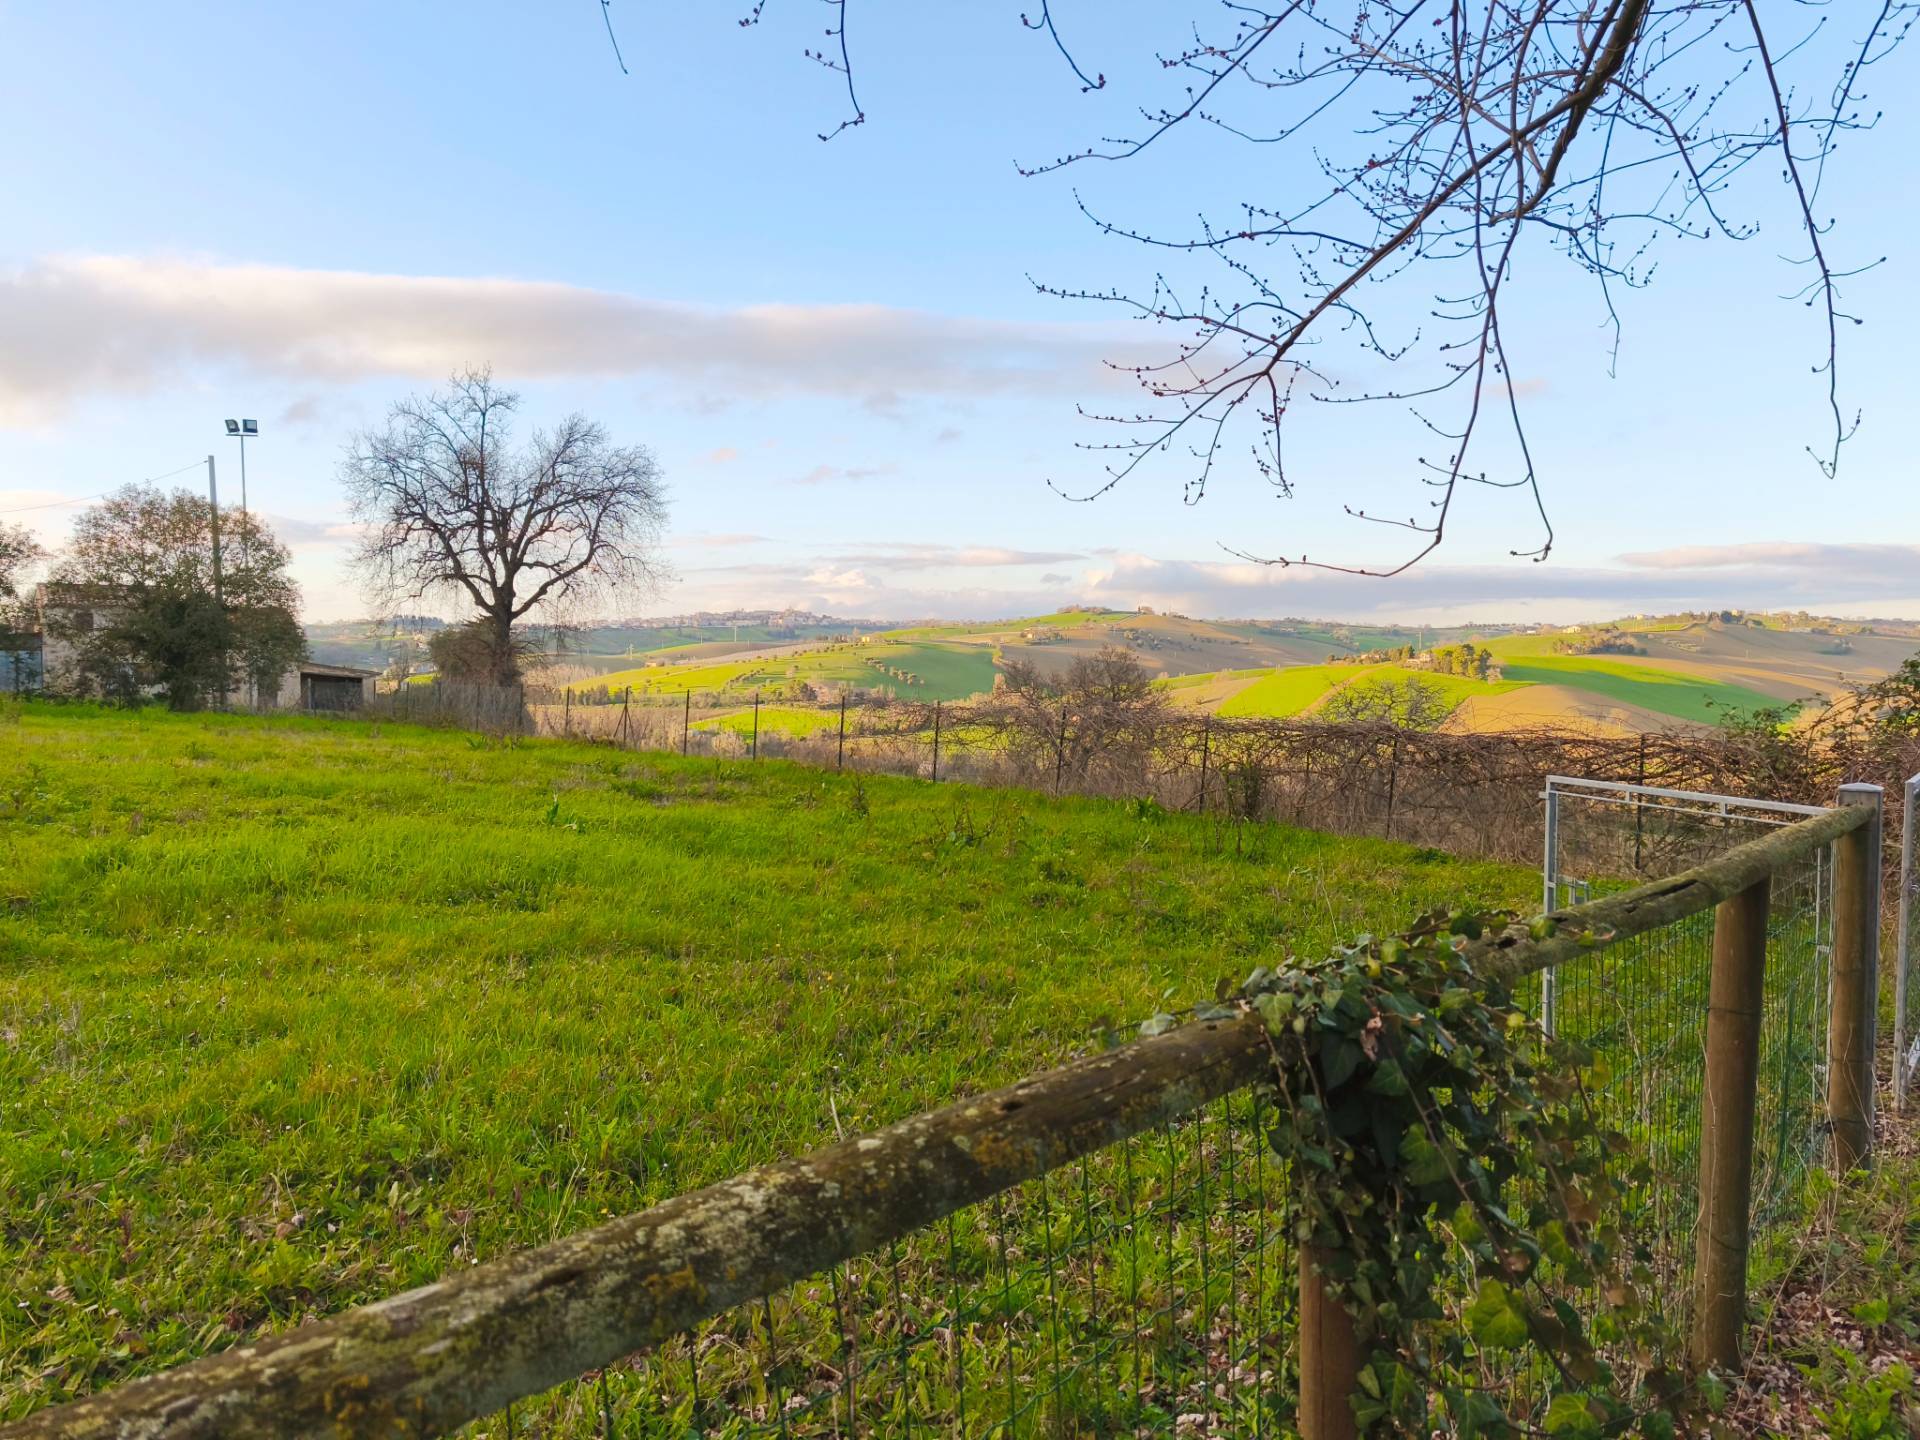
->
[[359, 608, 1911, 736]]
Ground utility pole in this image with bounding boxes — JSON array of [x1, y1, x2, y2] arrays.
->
[[206, 455, 224, 605], [206, 455, 228, 708]]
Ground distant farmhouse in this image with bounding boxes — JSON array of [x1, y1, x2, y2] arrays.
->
[[5, 583, 377, 710]]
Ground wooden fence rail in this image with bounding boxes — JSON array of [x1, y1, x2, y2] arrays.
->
[[0, 799, 1879, 1440]]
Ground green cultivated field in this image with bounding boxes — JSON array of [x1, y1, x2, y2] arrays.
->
[[0, 704, 1530, 1417], [1481, 637, 1783, 724], [1214, 663, 1348, 716], [697, 703, 842, 739], [585, 640, 998, 703], [1211, 662, 1522, 719]]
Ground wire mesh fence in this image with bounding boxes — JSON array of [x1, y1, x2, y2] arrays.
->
[[357, 681, 1920, 898], [1, 801, 1885, 1440], [456, 1088, 1298, 1440]]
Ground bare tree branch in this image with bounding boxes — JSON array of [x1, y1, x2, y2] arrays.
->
[[719, 1, 1912, 574]]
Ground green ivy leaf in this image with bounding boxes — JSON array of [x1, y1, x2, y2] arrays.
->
[[1400, 1131, 1450, 1187], [1465, 1278, 1530, 1349], [1322, 1036, 1365, 1089], [1543, 1392, 1602, 1438], [1366, 1056, 1409, 1096]]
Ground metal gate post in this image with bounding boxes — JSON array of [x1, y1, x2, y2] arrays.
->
[[1897, 773, 1919, 1111], [1829, 783, 1882, 1171], [1540, 783, 1560, 1036]]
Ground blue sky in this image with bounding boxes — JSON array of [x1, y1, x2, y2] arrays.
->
[[2, 2, 1917, 624]]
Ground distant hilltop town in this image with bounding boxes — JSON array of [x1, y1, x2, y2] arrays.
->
[[612, 608, 890, 632]]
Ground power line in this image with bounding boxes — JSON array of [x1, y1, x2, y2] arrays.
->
[[0, 459, 207, 516]]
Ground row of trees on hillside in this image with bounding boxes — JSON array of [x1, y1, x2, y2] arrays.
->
[[1426, 645, 1497, 681]]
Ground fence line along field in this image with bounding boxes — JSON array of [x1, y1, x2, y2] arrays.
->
[[0, 702, 1533, 1420]]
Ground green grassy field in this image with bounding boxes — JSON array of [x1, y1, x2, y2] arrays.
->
[[585, 641, 998, 703], [0, 703, 1532, 1418], [1210, 662, 1522, 719], [1213, 663, 1347, 716], [883, 611, 1136, 639], [1479, 639, 1784, 724], [1155, 667, 1269, 692], [578, 656, 765, 694], [696, 704, 843, 739], [1337, 667, 1525, 709]]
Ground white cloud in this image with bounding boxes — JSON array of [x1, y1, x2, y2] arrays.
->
[[1617, 541, 1920, 577], [0, 255, 1129, 426], [259, 512, 363, 547], [816, 542, 1085, 570], [1075, 550, 1920, 623], [648, 540, 1920, 624], [790, 463, 896, 486], [675, 532, 770, 549]]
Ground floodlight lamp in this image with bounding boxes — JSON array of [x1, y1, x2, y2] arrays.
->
[[224, 419, 240, 435], [242, 419, 258, 435]]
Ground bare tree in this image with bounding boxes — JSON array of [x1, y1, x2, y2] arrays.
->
[[988, 645, 1173, 786], [658, 2, 1914, 572], [343, 371, 668, 686]]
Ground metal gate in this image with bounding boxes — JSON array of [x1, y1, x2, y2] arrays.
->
[[1540, 775, 1838, 1033], [1537, 775, 1848, 1237]]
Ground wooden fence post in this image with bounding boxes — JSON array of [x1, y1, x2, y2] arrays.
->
[[1690, 874, 1771, 1371], [837, 693, 847, 770], [751, 691, 761, 761], [1828, 783, 1882, 1173], [1054, 708, 1068, 797], [1382, 734, 1401, 840], [1197, 719, 1210, 815], [563, 686, 571, 737], [682, 690, 691, 757], [931, 701, 942, 782], [1633, 733, 1649, 873], [1298, 1244, 1361, 1440]]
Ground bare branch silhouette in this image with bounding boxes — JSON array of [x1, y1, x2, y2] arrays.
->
[[718, 2, 1913, 573]]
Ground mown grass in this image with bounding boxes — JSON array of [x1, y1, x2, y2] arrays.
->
[[1153, 666, 1270, 692], [697, 704, 843, 739], [1493, 654, 1780, 724], [585, 641, 998, 703], [1212, 662, 1521, 719], [884, 612, 1135, 639], [1213, 663, 1346, 717], [0, 702, 1532, 1419]]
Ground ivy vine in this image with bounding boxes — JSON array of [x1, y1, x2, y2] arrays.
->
[[1214, 911, 1697, 1437]]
